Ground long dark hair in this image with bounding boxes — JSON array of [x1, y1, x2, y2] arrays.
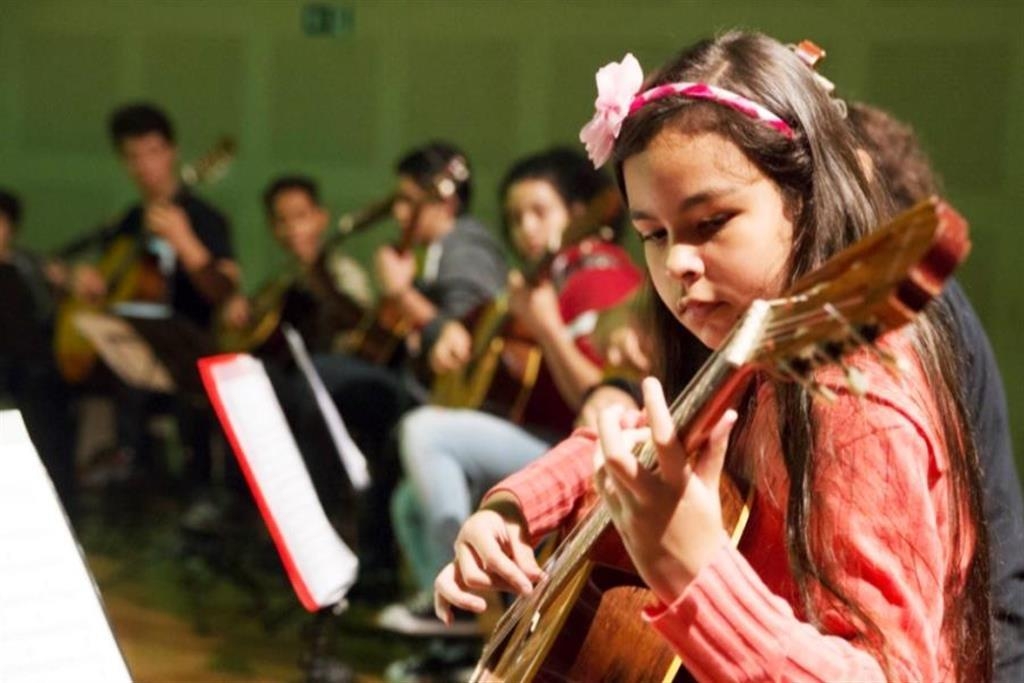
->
[[612, 31, 990, 680]]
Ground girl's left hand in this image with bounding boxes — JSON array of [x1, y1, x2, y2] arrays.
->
[[594, 376, 736, 605]]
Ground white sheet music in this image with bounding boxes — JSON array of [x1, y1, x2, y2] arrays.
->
[[0, 411, 132, 683], [74, 311, 175, 393], [282, 324, 370, 491], [206, 356, 358, 610]]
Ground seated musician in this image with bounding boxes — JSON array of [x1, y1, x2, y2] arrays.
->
[[292, 141, 507, 591], [377, 148, 642, 647], [571, 74, 1024, 683], [0, 188, 77, 518], [219, 175, 372, 360], [435, 33, 991, 682], [70, 103, 239, 494]]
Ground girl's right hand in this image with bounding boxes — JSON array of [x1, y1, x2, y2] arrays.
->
[[433, 501, 545, 625]]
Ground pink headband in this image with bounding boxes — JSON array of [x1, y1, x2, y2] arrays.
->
[[579, 53, 795, 168]]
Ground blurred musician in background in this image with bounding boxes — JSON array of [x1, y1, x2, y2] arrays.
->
[[846, 101, 1024, 683], [295, 141, 508, 595], [219, 174, 373, 360], [0, 188, 78, 519], [70, 103, 238, 326], [70, 103, 239, 498], [378, 148, 641, 649]]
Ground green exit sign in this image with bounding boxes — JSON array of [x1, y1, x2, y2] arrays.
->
[[302, 3, 355, 37]]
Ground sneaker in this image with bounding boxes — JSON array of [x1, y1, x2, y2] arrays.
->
[[383, 640, 479, 683], [375, 592, 480, 638]]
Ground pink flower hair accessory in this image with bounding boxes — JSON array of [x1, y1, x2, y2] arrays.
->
[[579, 53, 796, 168], [578, 53, 644, 169]]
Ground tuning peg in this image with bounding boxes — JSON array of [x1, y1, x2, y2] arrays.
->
[[809, 381, 838, 403], [875, 348, 910, 381], [842, 363, 869, 396], [819, 304, 910, 382]]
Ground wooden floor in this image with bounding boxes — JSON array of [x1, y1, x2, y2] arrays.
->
[[101, 586, 298, 683], [79, 488, 411, 683]]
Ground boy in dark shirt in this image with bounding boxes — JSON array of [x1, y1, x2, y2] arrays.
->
[[70, 104, 239, 494], [219, 175, 372, 359]]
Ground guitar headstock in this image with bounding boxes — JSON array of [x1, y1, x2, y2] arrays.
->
[[729, 197, 970, 393], [181, 136, 237, 187], [427, 155, 471, 202]]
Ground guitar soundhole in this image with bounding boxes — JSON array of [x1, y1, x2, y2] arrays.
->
[[535, 565, 677, 683]]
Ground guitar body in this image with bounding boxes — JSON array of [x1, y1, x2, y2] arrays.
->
[[216, 275, 292, 353], [343, 299, 412, 366], [430, 300, 576, 433], [431, 300, 542, 417], [53, 235, 166, 383], [474, 474, 749, 683], [476, 558, 685, 683]]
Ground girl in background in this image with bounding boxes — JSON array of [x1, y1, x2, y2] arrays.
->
[[381, 147, 640, 635]]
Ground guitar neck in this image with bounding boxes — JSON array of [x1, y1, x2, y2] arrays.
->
[[541, 305, 769, 591]]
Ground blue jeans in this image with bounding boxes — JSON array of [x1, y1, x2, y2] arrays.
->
[[392, 406, 552, 591]]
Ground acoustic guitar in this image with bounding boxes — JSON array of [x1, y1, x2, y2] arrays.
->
[[53, 137, 236, 383], [471, 196, 970, 682], [215, 185, 401, 354], [429, 186, 623, 430], [340, 155, 471, 366], [216, 246, 380, 357]]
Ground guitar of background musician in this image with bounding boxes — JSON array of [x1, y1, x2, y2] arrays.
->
[[215, 187, 372, 355], [340, 155, 471, 366], [428, 185, 623, 429]]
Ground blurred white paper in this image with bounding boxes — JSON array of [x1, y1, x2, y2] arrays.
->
[[199, 355, 358, 610], [74, 311, 174, 393], [282, 324, 370, 491], [0, 410, 132, 683]]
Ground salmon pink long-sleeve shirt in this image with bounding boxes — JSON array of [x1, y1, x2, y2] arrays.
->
[[486, 332, 970, 681]]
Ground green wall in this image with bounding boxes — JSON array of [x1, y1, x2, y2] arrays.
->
[[2, 0, 1022, 478]]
